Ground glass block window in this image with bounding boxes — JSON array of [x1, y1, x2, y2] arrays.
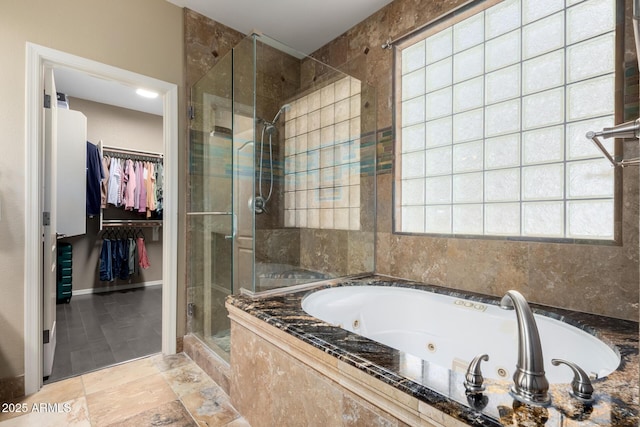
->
[[284, 77, 362, 230], [395, 0, 617, 240]]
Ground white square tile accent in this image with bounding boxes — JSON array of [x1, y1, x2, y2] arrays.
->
[[350, 77, 361, 95], [307, 150, 320, 170], [402, 178, 425, 205], [485, 29, 521, 72], [403, 40, 426, 74], [523, 163, 564, 200], [349, 184, 360, 208], [285, 209, 295, 227], [425, 175, 452, 204], [426, 27, 453, 63], [308, 209, 320, 228], [403, 68, 426, 100], [308, 91, 321, 111], [320, 208, 334, 228], [453, 45, 484, 83], [349, 207, 360, 230], [296, 134, 307, 154], [522, 0, 564, 24], [523, 87, 564, 130], [285, 138, 295, 157], [425, 58, 453, 92], [486, 0, 520, 39], [453, 204, 484, 234], [335, 78, 351, 101], [426, 87, 453, 120], [567, 200, 613, 238], [485, 134, 520, 169], [425, 117, 453, 147], [485, 99, 520, 137], [453, 77, 483, 113], [567, 159, 614, 198], [402, 123, 426, 152], [401, 151, 426, 179], [453, 140, 483, 173], [426, 146, 452, 176], [567, 33, 615, 83], [320, 83, 335, 106], [334, 186, 349, 208], [402, 96, 426, 126], [350, 95, 361, 117], [320, 126, 334, 149], [485, 203, 520, 235], [308, 109, 321, 131], [335, 99, 350, 123], [334, 208, 350, 230], [334, 120, 350, 144], [566, 75, 615, 121], [321, 105, 335, 128], [454, 11, 485, 52], [486, 64, 520, 105], [453, 109, 483, 143], [523, 126, 564, 164], [522, 201, 564, 237], [402, 205, 425, 232], [522, 50, 564, 95], [485, 168, 520, 202], [296, 209, 307, 228], [453, 172, 483, 203], [295, 115, 308, 134], [425, 205, 452, 233], [522, 12, 564, 59], [297, 97, 308, 116], [566, 0, 615, 45]]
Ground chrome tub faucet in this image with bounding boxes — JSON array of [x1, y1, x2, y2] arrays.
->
[[500, 290, 550, 405]]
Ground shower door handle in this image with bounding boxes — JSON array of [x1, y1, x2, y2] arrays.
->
[[224, 213, 237, 240]]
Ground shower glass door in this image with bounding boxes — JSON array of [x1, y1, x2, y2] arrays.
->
[[187, 49, 237, 361]]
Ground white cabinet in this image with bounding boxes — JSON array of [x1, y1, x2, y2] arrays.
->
[[57, 108, 87, 237]]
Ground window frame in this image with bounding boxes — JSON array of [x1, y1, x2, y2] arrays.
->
[[392, 0, 624, 244]]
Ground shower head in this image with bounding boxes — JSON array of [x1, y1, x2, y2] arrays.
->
[[271, 103, 291, 124]]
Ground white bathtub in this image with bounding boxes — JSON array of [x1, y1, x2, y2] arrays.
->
[[302, 285, 620, 384]]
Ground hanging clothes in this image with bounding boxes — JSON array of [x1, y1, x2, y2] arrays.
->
[[99, 238, 113, 282], [107, 157, 122, 206], [101, 154, 111, 209], [86, 141, 104, 216], [136, 236, 150, 269]]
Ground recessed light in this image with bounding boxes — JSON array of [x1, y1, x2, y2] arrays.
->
[[136, 88, 159, 99]]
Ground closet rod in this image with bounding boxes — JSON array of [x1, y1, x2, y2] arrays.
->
[[102, 144, 164, 159], [101, 220, 163, 227]]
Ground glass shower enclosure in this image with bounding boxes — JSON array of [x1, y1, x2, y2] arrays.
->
[[187, 33, 376, 360]]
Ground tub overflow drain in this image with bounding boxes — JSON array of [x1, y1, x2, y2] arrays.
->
[[352, 319, 360, 329], [497, 367, 508, 378], [426, 343, 436, 352]]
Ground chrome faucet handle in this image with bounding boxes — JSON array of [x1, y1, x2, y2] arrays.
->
[[464, 353, 489, 393], [551, 359, 594, 403]]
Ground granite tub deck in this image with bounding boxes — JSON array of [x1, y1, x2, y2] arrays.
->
[[226, 276, 639, 427]]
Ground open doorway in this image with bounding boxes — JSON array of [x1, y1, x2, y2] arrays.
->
[[24, 43, 178, 395]]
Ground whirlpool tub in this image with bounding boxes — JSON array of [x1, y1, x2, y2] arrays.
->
[[302, 285, 620, 384]]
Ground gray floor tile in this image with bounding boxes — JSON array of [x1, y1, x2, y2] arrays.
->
[[45, 286, 162, 384]]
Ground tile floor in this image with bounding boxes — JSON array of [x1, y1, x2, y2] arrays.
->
[[47, 286, 162, 383], [0, 353, 250, 427]]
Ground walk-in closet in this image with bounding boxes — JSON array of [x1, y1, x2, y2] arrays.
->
[[44, 68, 165, 383]]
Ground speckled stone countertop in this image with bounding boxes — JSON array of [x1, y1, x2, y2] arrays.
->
[[227, 276, 639, 426]]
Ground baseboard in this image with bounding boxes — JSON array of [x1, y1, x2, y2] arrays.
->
[[72, 280, 162, 296]]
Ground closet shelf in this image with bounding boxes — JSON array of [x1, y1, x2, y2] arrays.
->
[[101, 219, 162, 228]]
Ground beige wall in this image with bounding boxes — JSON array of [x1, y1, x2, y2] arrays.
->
[[0, 0, 184, 381], [61, 98, 164, 292]]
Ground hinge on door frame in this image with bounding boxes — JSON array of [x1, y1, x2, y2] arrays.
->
[[188, 105, 195, 120], [43, 211, 51, 226], [44, 94, 51, 109]]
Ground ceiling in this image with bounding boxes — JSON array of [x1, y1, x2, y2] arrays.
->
[[55, 0, 391, 116], [166, 0, 393, 55], [54, 67, 164, 116]]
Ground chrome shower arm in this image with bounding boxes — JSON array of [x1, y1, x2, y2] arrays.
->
[[586, 118, 640, 168]]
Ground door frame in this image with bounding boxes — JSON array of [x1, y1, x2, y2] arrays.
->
[[24, 43, 179, 395]]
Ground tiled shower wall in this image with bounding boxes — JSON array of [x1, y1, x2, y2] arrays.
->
[[310, 0, 639, 321]]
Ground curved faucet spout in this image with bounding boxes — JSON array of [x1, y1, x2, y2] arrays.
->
[[500, 290, 550, 405]]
